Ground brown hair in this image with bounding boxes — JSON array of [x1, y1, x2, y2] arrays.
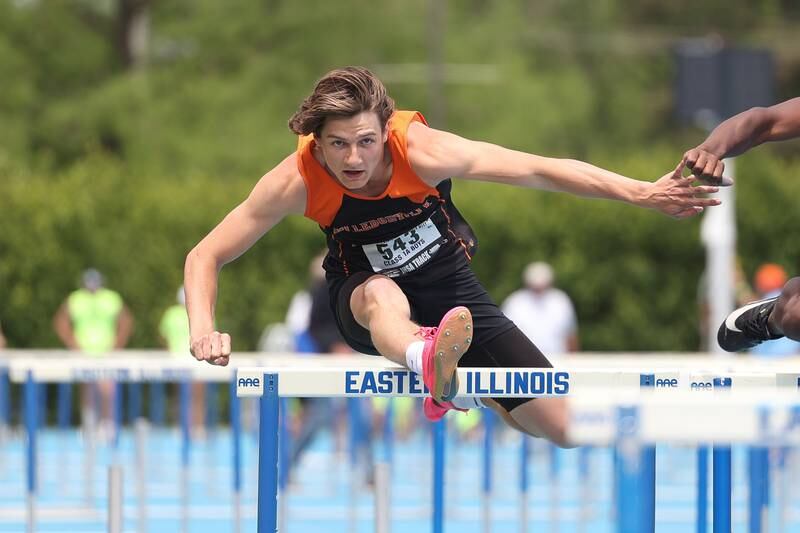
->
[[288, 66, 395, 137]]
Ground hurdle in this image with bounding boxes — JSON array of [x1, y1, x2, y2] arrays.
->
[[6, 352, 243, 532], [6, 351, 800, 531], [236, 357, 800, 533]]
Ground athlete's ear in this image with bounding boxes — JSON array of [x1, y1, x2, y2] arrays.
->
[[381, 123, 389, 143]]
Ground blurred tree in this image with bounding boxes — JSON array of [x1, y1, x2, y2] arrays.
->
[[1, 0, 800, 351]]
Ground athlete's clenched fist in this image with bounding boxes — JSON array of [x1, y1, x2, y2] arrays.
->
[[190, 331, 231, 366]]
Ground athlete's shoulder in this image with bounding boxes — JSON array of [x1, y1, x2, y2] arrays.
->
[[273, 152, 302, 180], [405, 119, 433, 149], [267, 153, 306, 197], [249, 153, 307, 216], [405, 120, 441, 168]]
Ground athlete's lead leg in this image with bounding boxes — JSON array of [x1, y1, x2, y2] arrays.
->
[[349, 274, 473, 402]]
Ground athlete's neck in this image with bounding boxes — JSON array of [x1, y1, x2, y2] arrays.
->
[[353, 148, 392, 196]]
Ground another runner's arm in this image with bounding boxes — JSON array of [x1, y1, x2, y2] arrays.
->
[[184, 154, 306, 359], [407, 122, 720, 219], [684, 97, 800, 181]]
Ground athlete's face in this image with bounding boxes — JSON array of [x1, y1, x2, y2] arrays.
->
[[317, 111, 389, 192]]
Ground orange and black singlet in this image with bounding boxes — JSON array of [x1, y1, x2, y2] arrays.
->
[[297, 110, 477, 280]]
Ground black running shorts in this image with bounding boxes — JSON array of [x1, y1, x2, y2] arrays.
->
[[328, 263, 553, 412]]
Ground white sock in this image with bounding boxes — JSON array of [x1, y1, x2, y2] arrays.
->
[[405, 341, 425, 374], [450, 396, 486, 410]]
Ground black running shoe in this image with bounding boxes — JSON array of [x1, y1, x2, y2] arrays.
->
[[717, 296, 782, 352]]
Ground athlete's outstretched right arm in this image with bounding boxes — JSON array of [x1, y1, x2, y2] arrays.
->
[[684, 97, 800, 182], [184, 154, 306, 366]]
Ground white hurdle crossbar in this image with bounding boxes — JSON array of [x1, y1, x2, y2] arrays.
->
[[236, 360, 800, 533]]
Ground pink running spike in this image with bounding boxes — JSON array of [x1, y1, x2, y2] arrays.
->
[[422, 397, 468, 422], [420, 306, 473, 403]]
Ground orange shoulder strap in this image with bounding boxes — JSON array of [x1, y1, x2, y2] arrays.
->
[[385, 111, 440, 202]]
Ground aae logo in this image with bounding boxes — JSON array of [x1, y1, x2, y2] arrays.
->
[[655, 378, 678, 388], [238, 377, 261, 388]]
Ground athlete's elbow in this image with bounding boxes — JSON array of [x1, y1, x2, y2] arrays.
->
[[185, 245, 221, 277]]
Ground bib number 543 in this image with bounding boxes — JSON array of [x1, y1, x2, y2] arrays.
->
[[376, 229, 421, 260]]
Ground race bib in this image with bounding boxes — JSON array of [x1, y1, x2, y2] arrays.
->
[[363, 218, 443, 277]]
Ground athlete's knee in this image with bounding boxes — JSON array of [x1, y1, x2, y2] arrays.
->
[[781, 277, 800, 297], [540, 424, 576, 449], [522, 422, 575, 449], [777, 277, 800, 340], [352, 275, 408, 318], [361, 276, 403, 306], [510, 399, 575, 449]]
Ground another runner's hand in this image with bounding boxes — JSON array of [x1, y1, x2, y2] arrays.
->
[[682, 148, 734, 186], [190, 331, 231, 366], [643, 160, 721, 219]]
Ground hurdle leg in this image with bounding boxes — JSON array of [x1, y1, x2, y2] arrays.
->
[[0, 367, 9, 431], [82, 383, 96, 506], [616, 443, 643, 533], [179, 380, 191, 533], [698, 446, 708, 533], [278, 397, 291, 533], [520, 435, 529, 533], [230, 378, 243, 533], [347, 398, 361, 533], [578, 446, 592, 533], [57, 382, 73, 496], [149, 381, 165, 426], [374, 461, 391, 533], [57, 382, 72, 428], [257, 373, 280, 533], [108, 464, 124, 533], [712, 445, 732, 533], [134, 417, 148, 533], [642, 445, 656, 532], [113, 381, 123, 449], [375, 399, 394, 533], [25, 371, 37, 533], [0, 368, 8, 478], [549, 443, 561, 529], [615, 406, 653, 533], [748, 446, 768, 533], [432, 417, 446, 533], [481, 409, 494, 533]]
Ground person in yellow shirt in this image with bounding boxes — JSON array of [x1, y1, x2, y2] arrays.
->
[[53, 269, 133, 424], [159, 286, 206, 434]]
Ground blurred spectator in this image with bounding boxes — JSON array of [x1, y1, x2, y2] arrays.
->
[[501, 262, 579, 361], [54, 269, 133, 353], [288, 253, 356, 467], [159, 286, 190, 355], [307, 252, 350, 356], [292, 251, 328, 353], [750, 264, 800, 357], [160, 286, 206, 433], [0, 320, 6, 349], [53, 268, 133, 424], [257, 253, 325, 353]]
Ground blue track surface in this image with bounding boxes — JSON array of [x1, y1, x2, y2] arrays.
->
[[0, 421, 798, 532]]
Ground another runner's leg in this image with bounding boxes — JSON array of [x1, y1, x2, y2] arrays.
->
[[773, 277, 800, 340]]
